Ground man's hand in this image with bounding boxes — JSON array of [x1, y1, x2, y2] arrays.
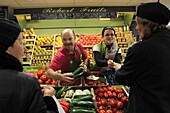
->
[[58, 72, 74, 82]]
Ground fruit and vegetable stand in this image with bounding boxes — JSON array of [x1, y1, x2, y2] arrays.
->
[[22, 26, 134, 113], [55, 85, 129, 113], [28, 68, 129, 113]]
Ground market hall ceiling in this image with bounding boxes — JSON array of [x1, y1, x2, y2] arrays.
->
[[0, 0, 170, 9]]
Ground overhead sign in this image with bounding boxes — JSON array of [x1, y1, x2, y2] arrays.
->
[[14, 6, 136, 20]]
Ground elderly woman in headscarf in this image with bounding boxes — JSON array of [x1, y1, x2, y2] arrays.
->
[[113, 1, 170, 113]]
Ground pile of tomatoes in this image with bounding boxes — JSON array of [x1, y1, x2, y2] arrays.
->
[[94, 86, 128, 113], [34, 70, 57, 85]]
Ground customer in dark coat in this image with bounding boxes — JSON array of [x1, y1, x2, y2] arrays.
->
[[0, 18, 58, 113], [113, 1, 170, 113]]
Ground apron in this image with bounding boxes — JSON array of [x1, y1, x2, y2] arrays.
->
[[60, 48, 82, 86], [66, 48, 82, 72]]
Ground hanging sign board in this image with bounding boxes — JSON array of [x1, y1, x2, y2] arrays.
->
[[14, 6, 136, 20]]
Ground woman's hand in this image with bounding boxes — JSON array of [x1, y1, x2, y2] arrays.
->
[[107, 59, 114, 68], [113, 62, 122, 71], [107, 59, 121, 70], [42, 85, 56, 97]]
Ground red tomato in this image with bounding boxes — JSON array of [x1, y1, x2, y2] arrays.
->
[[97, 101, 102, 107], [107, 86, 114, 92], [117, 93, 124, 99], [112, 92, 117, 98], [103, 87, 108, 91], [117, 101, 124, 109], [94, 89, 99, 94], [101, 99, 107, 106], [107, 99, 117, 107], [121, 96, 128, 104], [107, 91, 113, 97], [104, 92, 109, 98], [40, 75, 48, 81], [99, 106, 104, 110], [37, 70, 45, 77], [96, 97, 101, 101], [96, 108, 100, 113], [99, 110, 105, 113], [106, 110, 113, 113], [112, 108, 118, 113], [116, 88, 123, 93], [98, 92, 104, 98], [113, 87, 118, 92], [98, 87, 104, 92]]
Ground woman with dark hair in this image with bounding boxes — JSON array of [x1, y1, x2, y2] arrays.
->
[[114, 2, 170, 113], [92, 26, 122, 85]]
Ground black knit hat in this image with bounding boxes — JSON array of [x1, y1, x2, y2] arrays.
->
[[137, 2, 170, 25], [0, 18, 21, 52]]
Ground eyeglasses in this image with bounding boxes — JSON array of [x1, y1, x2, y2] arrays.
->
[[104, 33, 115, 37]]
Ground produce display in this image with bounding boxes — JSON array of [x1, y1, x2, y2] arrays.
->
[[94, 86, 128, 113], [31, 35, 54, 66], [55, 86, 128, 113], [35, 36, 54, 46], [85, 48, 94, 63], [21, 27, 133, 113], [33, 70, 57, 85], [56, 87, 96, 113], [79, 34, 102, 46]]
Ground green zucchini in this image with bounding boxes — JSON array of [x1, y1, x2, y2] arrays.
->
[[71, 100, 95, 108], [73, 70, 85, 79], [73, 67, 84, 75], [74, 94, 92, 99], [73, 95, 93, 101], [70, 108, 96, 113], [70, 106, 95, 111]]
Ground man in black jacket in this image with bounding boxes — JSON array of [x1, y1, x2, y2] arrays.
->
[[113, 1, 170, 113], [0, 18, 58, 113]]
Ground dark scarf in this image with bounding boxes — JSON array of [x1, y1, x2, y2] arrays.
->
[[0, 52, 23, 72]]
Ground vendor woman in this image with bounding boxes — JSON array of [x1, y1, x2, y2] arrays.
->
[[92, 26, 122, 85]]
